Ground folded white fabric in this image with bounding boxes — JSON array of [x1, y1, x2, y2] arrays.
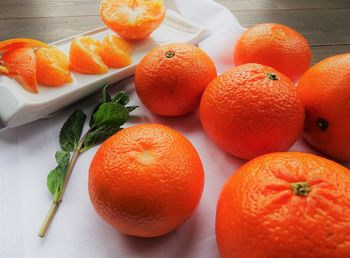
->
[[175, 0, 245, 73], [1, 1, 342, 258]]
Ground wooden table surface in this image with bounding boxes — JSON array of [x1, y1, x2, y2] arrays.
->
[[0, 0, 349, 64]]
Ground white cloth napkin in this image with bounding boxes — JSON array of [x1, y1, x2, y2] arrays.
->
[[1, 1, 348, 258]]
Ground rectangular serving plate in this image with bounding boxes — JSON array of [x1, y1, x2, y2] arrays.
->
[[0, 10, 207, 129]]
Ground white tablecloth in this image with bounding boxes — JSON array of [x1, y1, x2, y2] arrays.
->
[[1, 1, 348, 257]]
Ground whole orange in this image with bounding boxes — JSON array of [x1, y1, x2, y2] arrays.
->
[[200, 63, 304, 160], [89, 124, 204, 237], [216, 152, 350, 258], [234, 23, 311, 82], [135, 43, 217, 116], [297, 53, 350, 162]]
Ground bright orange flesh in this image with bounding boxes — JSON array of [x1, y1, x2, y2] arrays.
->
[[36, 46, 72, 87], [1, 47, 38, 93], [100, 35, 132, 68], [297, 53, 350, 162], [216, 152, 350, 258], [100, 0, 166, 40], [234, 23, 311, 82], [89, 124, 204, 237], [69, 36, 108, 74], [135, 43, 217, 116], [0, 38, 48, 52], [200, 63, 304, 160]]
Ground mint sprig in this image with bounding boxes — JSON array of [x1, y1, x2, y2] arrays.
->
[[38, 85, 137, 238]]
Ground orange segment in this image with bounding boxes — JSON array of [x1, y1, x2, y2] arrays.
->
[[1, 47, 38, 93], [100, 0, 166, 40], [69, 36, 108, 74], [0, 64, 9, 74], [0, 38, 48, 52], [100, 35, 132, 68], [36, 46, 72, 87]]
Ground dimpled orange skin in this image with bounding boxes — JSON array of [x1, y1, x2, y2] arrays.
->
[[100, 0, 165, 40], [297, 54, 350, 162], [234, 23, 311, 82], [216, 152, 350, 258], [200, 63, 304, 160], [89, 124, 204, 237], [135, 43, 217, 116]]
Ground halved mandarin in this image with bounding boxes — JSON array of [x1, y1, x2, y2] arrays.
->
[[1, 46, 38, 93], [36, 46, 72, 87], [100, 35, 132, 68], [69, 36, 108, 74], [100, 0, 166, 40], [0, 38, 48, 52]]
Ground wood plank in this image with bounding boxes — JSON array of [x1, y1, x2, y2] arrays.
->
[[0, 0, 176, 19], [233, 9, 350, 45], [217, 0, 350, 11], [311, 45, 350, 64]]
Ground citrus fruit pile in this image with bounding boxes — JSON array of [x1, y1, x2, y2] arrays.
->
[[86, 13, 350, 258]]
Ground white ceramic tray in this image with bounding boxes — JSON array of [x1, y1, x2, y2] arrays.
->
[[0, 10, 207, 129]]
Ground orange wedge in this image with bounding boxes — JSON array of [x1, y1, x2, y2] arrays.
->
[[1, 47, 38, 93], [69, 36, 108, 74], [100, 0, 166, 40], [0, 38, 48, 52], [100, 35, 132, 68], [36, 46, 72, 87], [0, 64, 9, 74]]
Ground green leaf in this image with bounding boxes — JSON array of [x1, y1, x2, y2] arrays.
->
[[91, 102, 129, 128], [100, 84, 112, 103], [47, 151, 71, 202], [126, 106, 138, 113], [81, 126, 122, 153], [112, 91, 129, 105], [59, 109, 86, 152]]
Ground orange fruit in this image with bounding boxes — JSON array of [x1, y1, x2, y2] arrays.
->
[[216, 152, 350, 258], [100, 35, 132, 68], [0, 38, 48, 52], [0, 64, 9, 74], [69, 36, 108, 74], [1, 46, 37, 93], [234, 23, 311, 82], [297, 53, 350, 162], [36, 46, 72, 87], [135, 43, 217, 116], [200, 63, 304, 160], [89, 124, 204, 237], [100, 0, 166, 40]]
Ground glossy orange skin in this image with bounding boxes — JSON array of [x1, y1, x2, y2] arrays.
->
[[89, 124, 204, 237], [234, 23, 311, 82], [200, 63, 304, 160], [2, 46, 37, 93], [100, 0, 165, 40], [297, 54, 350, 162], [216, 152, 350, 258], [36, 46, 72, 87], [135, 43, 217, 116]]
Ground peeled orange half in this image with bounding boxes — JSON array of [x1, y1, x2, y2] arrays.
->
[[69, 36, 108, 74], [0, 38, 48, 52], [100, 0, 166, 40], [2, 46, 38, 93], [100, 35, 132, 68], [36, 46, 72, 87]]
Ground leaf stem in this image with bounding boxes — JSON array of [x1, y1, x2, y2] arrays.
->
[[38, 129, 91, 238]]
